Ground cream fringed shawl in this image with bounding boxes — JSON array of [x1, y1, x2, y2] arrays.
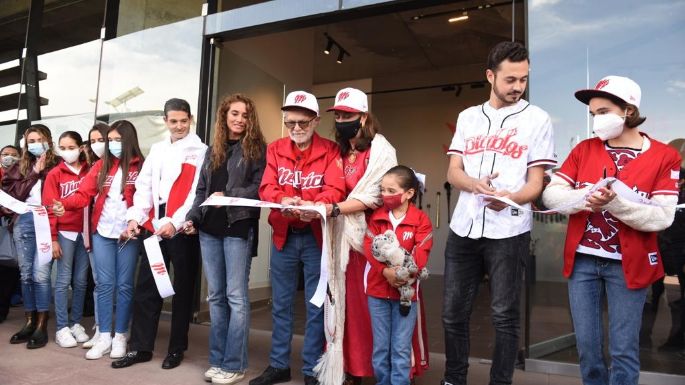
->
[[314, 134, 397, 384]]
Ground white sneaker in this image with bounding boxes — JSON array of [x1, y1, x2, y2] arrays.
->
[[211, 370, 244, 384], [110, 332, 127, 359], [55, 327, 78, 348], [70, 323, 89, 343], [82, 326, 100, 348], [85, 334, 112, 359], [204, 367, 221, 382]]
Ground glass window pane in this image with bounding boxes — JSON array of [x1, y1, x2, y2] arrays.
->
[[117, 0, 204, 36], [529, 0, 685, 376], [96, 17, 203, 154]]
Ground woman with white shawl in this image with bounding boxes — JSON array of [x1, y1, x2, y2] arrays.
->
[[314, 88, 397, 385]]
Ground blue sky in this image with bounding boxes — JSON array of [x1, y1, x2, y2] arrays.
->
[[528, 0, 685, 159]]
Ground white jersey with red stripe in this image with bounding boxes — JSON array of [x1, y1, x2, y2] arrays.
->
[[446, 99, 556, 239]]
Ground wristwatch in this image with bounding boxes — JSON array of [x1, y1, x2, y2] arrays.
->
[[331, 203, 341, 218]]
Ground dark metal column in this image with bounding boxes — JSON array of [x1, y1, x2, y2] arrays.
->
[[103, 0, 120, 40], [15, 0, 45, 139], [196, 0, 218, 144]]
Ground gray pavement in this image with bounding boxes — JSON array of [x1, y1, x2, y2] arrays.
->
[[0, 307, 581, 385]]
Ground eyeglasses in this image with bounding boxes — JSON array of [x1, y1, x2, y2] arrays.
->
[[283, 118, 316, 130]]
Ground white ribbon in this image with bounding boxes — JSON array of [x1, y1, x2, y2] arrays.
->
[[201, 196, 329, 307], [0, 190, 30, 214], [473, 177, 685, 217], [0, 190, 52, 266], [143, 235, 175, 298]]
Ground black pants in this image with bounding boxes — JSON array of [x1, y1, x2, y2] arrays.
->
[[129, 231, 200, 353], [0, 265, 20, 320], [442, 231, 529, 385]]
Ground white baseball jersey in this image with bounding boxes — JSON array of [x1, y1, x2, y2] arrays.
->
[[447, 99, 556, 239]]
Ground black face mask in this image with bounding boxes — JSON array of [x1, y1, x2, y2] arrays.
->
[[335, 118, 362, 141]]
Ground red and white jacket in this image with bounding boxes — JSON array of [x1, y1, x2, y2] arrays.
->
[[363, 204, 433, 300], [259, 133, 345, 250], [42, 161, 89, 241], [61, 157, 142, 233], [126, 133, 207, 232], [554, 135, 681, 288]]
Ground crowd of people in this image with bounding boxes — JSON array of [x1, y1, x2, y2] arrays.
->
[[0, 40, 683, 385]]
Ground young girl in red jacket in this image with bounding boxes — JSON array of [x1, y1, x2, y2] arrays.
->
[[542, 76, 681, 385], [42, 131, 91, 348], [363, 165, 433, 385], [53, 120, 145, 360]]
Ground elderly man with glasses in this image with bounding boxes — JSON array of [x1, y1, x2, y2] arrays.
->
[[253, 91, 345, 385]]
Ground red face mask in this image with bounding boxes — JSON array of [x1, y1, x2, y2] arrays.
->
[[382, 193, 403, 210]]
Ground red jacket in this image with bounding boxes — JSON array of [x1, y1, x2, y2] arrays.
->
[[259, 133, 345, 250], [363, 204, 433, 300], [61, 158, 142, 233], [42, 161, 90, 241], [556, 135, 681, 289]]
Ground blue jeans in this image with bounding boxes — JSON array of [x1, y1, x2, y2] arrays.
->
[[368, 297, 417, 385], [54, 233, 89, 329], [88, 251, 99, 326], [568, 254, 647, 385], [91, 232, 140, 334], [269, 231, 324, 376], [442, 231, 529, 385], [200, 230, 253, 372], [14, 212, 52, 312]]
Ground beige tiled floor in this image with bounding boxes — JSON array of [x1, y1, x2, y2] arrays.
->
[[0, 305, 583, 385]]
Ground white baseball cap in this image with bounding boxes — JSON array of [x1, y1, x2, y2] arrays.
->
[[327, 87, 368, 113], [575, 75, 642, 108], [282, 91, 319, 116]]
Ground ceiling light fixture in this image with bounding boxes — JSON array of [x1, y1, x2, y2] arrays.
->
[[448, 12, 468, 23], [323, 33, 334, 55], [410, 1, 509, 22], [336, 49, 348, 64]]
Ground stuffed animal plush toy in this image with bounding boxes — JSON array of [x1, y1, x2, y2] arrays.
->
[[371, 230, 429, 316]]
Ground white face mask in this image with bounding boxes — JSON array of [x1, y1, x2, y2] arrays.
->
[[1, 155, 19, 168], [90, 142, 106, 158], [60, 149, 81, 164], [592, 112, 626, 141]]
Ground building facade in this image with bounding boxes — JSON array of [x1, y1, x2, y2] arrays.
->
[[0, 1, 683, 383]]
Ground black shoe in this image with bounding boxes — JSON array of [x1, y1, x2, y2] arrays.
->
[[10, 311, 36, 344], [26, 311, 48, 349], [112, 351, 153, 369], [249, 366, 291, 385], [304, 375, 320, 385], [162, 351, 184, 369]]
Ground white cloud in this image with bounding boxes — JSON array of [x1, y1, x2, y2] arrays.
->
[[529, 0, 562, 9], [529, 1, 685, 51], [669, 80, 685, 89]]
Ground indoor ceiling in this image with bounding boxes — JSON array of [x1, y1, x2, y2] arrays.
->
[[312, 0, 523, 84]]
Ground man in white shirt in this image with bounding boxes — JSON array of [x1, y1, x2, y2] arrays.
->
[[112, 98, 207, 370], [442, 42, 556, 385]]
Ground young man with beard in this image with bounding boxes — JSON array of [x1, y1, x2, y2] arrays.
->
[[442, 41, 556, 385], [111, 98, 207, 370], [252, 91, 345, 385]]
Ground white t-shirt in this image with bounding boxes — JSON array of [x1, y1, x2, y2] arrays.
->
[[26, 180, 42, 206], [97, 168, 128, 239], [446, 99, 556, 239], [389, 211, 406, 231]]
